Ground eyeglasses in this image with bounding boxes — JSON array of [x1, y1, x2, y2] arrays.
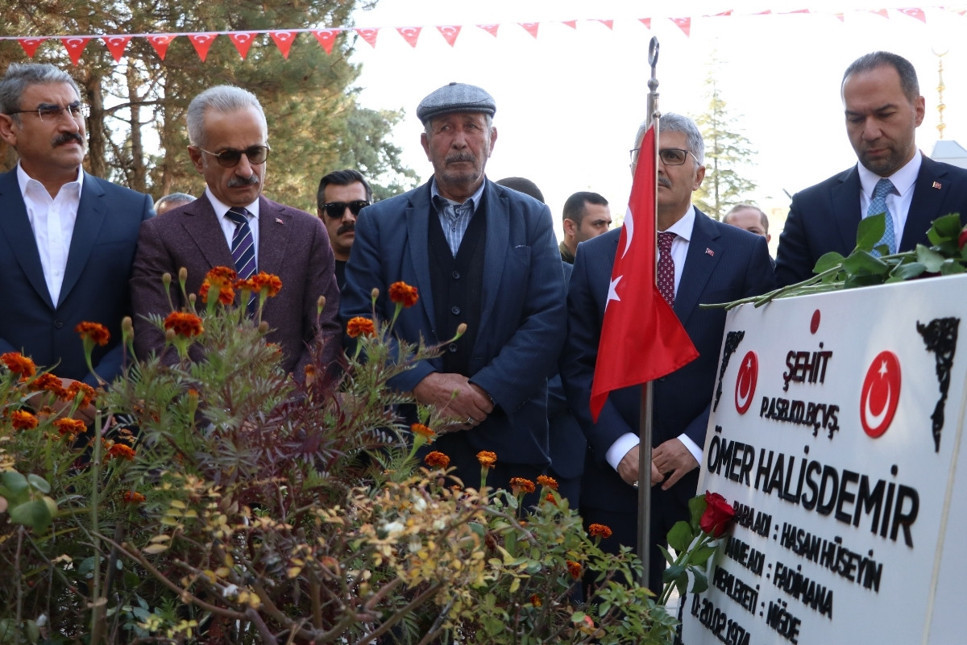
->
[[7, 101, 89, 122], [322, 200, 370, 218], [197, 145, 270, 168], [628, 147, 695, 166]]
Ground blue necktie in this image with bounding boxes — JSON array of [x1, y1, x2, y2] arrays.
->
[[866, 178, 896, 255], [225, 207, 256, 279]]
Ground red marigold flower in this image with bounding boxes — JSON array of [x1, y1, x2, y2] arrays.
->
[[424, 451, 451, 469], [28, 373, 66, 397], [530, 594, 542, 607], [10, 409, 38, 430], [75, 322, 110, 347], [54, 418, 87, 436], [199, 266, 237, 305], [476, 450, 497, 468], [509, 477, 536, 494], [388, 281, 419, 308], [346, 317, 376, 338], [163, 312, 204, 338], [122, 490, 146, 504], [65, 381, 97, 408], [536, 475, 559, 490], [411, 423, 435, 439], [566, 560, 582, 580], [544, 493, 558, 505], [106, 443, 136, 461], [1, 352, 36, 379], [588, 523, 613, 539], [251, 272, 283, 297]]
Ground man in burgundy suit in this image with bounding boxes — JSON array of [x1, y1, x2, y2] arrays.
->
[[130, 85, 341, 377]]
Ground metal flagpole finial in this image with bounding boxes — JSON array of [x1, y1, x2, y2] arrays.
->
[[647, 37, 660, 122]]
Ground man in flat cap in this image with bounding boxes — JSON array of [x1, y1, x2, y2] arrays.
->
[[341, 82, 566, 493]]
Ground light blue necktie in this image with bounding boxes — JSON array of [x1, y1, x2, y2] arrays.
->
[[866, 178, 896, 255]]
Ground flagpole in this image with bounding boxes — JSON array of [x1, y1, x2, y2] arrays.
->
[[636, 36, 661, 588]]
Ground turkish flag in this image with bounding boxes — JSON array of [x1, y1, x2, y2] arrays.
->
[[589, 119, 698, 421]]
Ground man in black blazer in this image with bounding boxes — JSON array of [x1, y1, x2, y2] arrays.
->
[[0, 63, 153, 402], [561, 113, 775, 592], [776, 51, 967, 286]]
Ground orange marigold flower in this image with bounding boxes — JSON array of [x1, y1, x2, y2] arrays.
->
[[163, 312, 204, 338], [10, 409, 38, 430], [424, 451, 451, 469], [122, 490, 146, 504], [536, 475, 559, 490], [1, 352, 36, 379], [54, 418, 87, 436], [545, 493, 558, 505], [588, 523, 613, 539], [106, 443, 136, 461], [566, 560, 582, 580], [388, 281, 419, 308], [410, 423, 435, 439], [509, 477, 536, 494], [199, 266, 237, 305], [346, 317, 376, 338], [75, 322, 110, 347], [65, 381, 97, 408], [28, 373, 66, 397], [530, 594, 542, 607], [476, 450, 497, 468], [251, 272, 283, 297]]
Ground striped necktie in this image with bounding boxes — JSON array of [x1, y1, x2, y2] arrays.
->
[[225, 207, 256, 280]]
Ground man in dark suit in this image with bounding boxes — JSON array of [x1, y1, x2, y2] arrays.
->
[[130, 85, 341, 378], [561, 113, 775, 592], [0, 63, 153, 402], [340, 83, 566, 491], [776, 51, 967, 286]]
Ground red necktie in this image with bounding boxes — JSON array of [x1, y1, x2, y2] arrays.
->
[[657, 231, 676, 306]]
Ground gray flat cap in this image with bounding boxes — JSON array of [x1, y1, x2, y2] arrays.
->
[[416, 82, 496, 124]]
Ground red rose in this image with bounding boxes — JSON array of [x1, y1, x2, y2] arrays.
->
[[699, 491, 735, 538], [959, 227, 967, 251]]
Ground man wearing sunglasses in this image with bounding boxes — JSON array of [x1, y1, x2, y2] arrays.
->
[[340, 83, 566, 493], [316, 169, 372, 291], [0, 63, 153, 409], [130, 85, 342, 379]]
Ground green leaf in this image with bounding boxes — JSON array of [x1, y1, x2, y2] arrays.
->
[[8, 499, 54, 534], [927, 213, 962, 245], [856, 213, 886, 251], [689, 544, 718, 568], [690, 569, 709, 594], [940, 260, 967, 275], [887, 262, 926, 282], [687, 495, 708, 533], [657, 544, 675, 565], [662, 564, 685, 583], [916, 245, 947, 273], [813, 251, 846, 274], [1, 471, 29, 494], [666, 521, 694, 552], [26, 474, 50, 494], [842, 250, 889, 276]]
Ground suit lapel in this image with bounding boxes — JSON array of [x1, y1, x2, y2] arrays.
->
[[181, 195, 235, 270], [479, 181, 508, 330], [0, 170, 53, 308], [675, 210, 722, 326], [254, 196, 289, 276], [832, 167, 862, 252], [902, 157, 948, 250], [405, 185, 436, 327], [60, 172, 105, 306]]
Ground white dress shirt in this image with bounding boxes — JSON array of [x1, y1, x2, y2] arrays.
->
[[205, 187, 260, 258], [857, 150, 921, 238]]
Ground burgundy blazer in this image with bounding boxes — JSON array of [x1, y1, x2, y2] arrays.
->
[[129, 193, 341, 377]]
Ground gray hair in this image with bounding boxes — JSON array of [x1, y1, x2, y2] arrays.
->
[[0, 63, 81, 119], [423, 113, 493, 137], [186, 85, 267, 148], [634, 112, 705, 165]]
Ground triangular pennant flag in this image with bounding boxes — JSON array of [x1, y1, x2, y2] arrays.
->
[[780, 9, 811, 14], [18, 38, 46, 58], [61, 37, 91, 66], [671, 17, 691, 36], [519, 22, 540, 38], [597, 19, 614, 30], [898, 7, 926, 22], [229, 32, 258, 59], [753, 9, 773, 15], [562, 20, 578, 29], [437, 25, 461, 47], [871, 9, 889, 18], [356, 28, 380, 48], [710, 10, 733, 16], [147, 34, 176, 60], [187, 33, 217, 61], [269, 30, 297, 58], [639, 18, 652, 29], [396, 26, 422, 47], [478, 24, 500, 37], [101, 36, 131, 62], [312, 29, 339, 55], [835, 12, 845, 21]]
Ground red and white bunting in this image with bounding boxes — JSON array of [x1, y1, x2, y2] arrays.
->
[[898, 7, 927, 22], [61, 37, 90, 66], [18, 38, 46, 58], [478, 24, 500, 37], [519, 22, 540, 38], [102, 35, 131, 62], [670, 16, 692, 37], [437, 25, 461, 47], [312, 29, 339, 55], [596, 19, 614, 30], [147, 34, 176, 60], [356, 28, 380, 48], [229, 32, 258, 59], [397, 26, 422, 47], [187, 33, 217, 61], [269, 30, 297, 58]]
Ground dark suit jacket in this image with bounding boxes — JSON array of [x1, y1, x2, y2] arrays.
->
[[776, 156, 967, 286], [0, 169, 153, 385], [340, 179, 566, 468], [561, 210, 775, 519], [129, 194, 341, 376]]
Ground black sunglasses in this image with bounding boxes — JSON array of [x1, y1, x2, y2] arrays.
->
[[322, 200, 369, 218], [197, 145, 270, 168]]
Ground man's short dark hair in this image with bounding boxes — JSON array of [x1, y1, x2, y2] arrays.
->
[[563, 191, 608, 224], [724, 203, 769, 234], [495, 177, 544, 203], [317, 169, 373, 210], [842, 51, 919, 103]]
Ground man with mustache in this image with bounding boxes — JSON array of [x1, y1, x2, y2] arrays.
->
[[776, 51, 967, 286], [340, 82, 566, 492], [316, 169, 372, 291], [130, 85, 342, 379], [0, 63, 153, 410]]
